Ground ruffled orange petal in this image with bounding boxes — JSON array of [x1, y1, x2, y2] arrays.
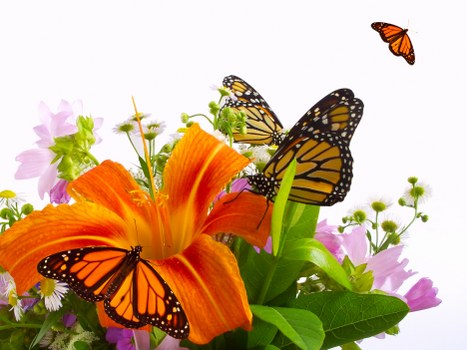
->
[[155, 234, 252, 344], [68, 160, 162, 253], [203, 192, 272, 248], [163, 124, 250, 249], [0, 202, 128, 295]]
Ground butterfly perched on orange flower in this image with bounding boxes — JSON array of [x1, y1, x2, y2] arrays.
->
[[371, 22, 415, 65], [221, 75, 363, 205], [38, 245, 189, 338]]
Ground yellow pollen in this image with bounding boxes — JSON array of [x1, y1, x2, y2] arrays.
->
[[40, 278, 57, 297], [0, 190, 16, 199]]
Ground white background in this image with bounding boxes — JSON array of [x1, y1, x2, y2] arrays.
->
[[0, 1, 465, 348]]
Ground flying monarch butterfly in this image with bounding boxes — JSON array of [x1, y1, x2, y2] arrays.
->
[[371, 22, 415, 65], [247, 89, 363, 205], [37, 245, 189, 339]]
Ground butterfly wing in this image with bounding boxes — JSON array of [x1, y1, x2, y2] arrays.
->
[[250, 132, 352, 205], [103, 267, 146, 328], [132, 260, 189, 338], [222, 75, 284, 145], [38, 246, 131, 302], [371, 22, 415, 65], [287, 88, 363, 143]]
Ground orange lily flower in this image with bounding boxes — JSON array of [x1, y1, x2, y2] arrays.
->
[[0, 123, 272, 344]]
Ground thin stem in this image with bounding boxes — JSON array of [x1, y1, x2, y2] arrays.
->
[[132, 97, 156, 200]]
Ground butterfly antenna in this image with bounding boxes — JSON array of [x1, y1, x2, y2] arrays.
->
[[132, 96, 157, 200]]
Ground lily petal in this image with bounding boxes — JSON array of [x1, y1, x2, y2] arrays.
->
[[156, 234, 252, 344], [163, 124, 250, 249], [67, 160, 156, 249], [203, 192, 272, 248], [0, 202, 129, 295]]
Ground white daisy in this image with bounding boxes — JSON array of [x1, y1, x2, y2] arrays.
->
[[39, 278, 69, 311]]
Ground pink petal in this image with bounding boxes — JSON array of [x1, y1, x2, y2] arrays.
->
[[15, 149, 54, 179], [37, 163, 59, 199], [342, 225, 367, 265], [367, 246, 416, 292], [404, 277, 442, 311], [315, 220, 343, 260]]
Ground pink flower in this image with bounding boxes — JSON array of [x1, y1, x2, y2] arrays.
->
[[315, 220, 344, 260], [49, 179, 71, 204], [404, 277, 442, 311], [15, 100, 80, 199], [367, 245, 416, 293], [157, 335, 189, 350]]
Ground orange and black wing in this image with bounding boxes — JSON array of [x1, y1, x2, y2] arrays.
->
[[249, 132, 353, 205], [221, 75, 284, 145], [134, 260, 189, 338], [287, 88, 363, 145], [38, 246, 189, 337], [38, 246, 132, 302], [371, 22, 415, 65]]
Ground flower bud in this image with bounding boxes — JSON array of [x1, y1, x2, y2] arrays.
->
[[180, 113, 190, 123], [371, 201, 387, 212], [21, 203, 34, 215], [353, 210, 367, 223], [408, 176, 418, 185], [381, 220, 398, 233]]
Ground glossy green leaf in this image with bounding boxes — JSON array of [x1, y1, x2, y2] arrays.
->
[[251, 305, 324, 350], [289, 291, 409, 349], [283, 238, 352, 290]]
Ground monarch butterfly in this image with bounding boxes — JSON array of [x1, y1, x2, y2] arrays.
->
[[37, 245, 189, 338], [247, 89, 363, 205], [371, 22, 415, 65], [222, 75, 284, 145]]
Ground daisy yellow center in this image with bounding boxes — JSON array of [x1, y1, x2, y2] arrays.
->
[[40, 278, 57, 297], [0, 190, 16, 199], [8, 291, 18, 306]]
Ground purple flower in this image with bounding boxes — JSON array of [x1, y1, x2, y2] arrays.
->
[[404, 277, 441, 311], [63, 314, 77, 327], [106, 328, 149, 350], [254, 235, 272, 254], [49, 179, 72, 204], [15, 100, 80, 199]]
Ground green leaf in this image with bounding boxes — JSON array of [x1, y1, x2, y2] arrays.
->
[[271, 159, 297, 256], [284, 203, 320, 240], [29, 309, 65, 349], [237, 242, 304, 304], [289, 291, 409, 349], [283, 238, 352, 290], [247, 317, 278, 348], [251, 305, 324, 350]]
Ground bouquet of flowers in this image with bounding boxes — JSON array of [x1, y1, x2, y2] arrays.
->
[[0, 77, 440, 350]]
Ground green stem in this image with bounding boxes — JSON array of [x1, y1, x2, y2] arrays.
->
[[85, 152, 100, 166], [126, 132, 141, 158], [0, 323, 42, 330], [190, 113, 213, 126]]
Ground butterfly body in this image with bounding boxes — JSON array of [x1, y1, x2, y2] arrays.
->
[[371, 22, 415, 65], [38, 246, 189, 338]]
